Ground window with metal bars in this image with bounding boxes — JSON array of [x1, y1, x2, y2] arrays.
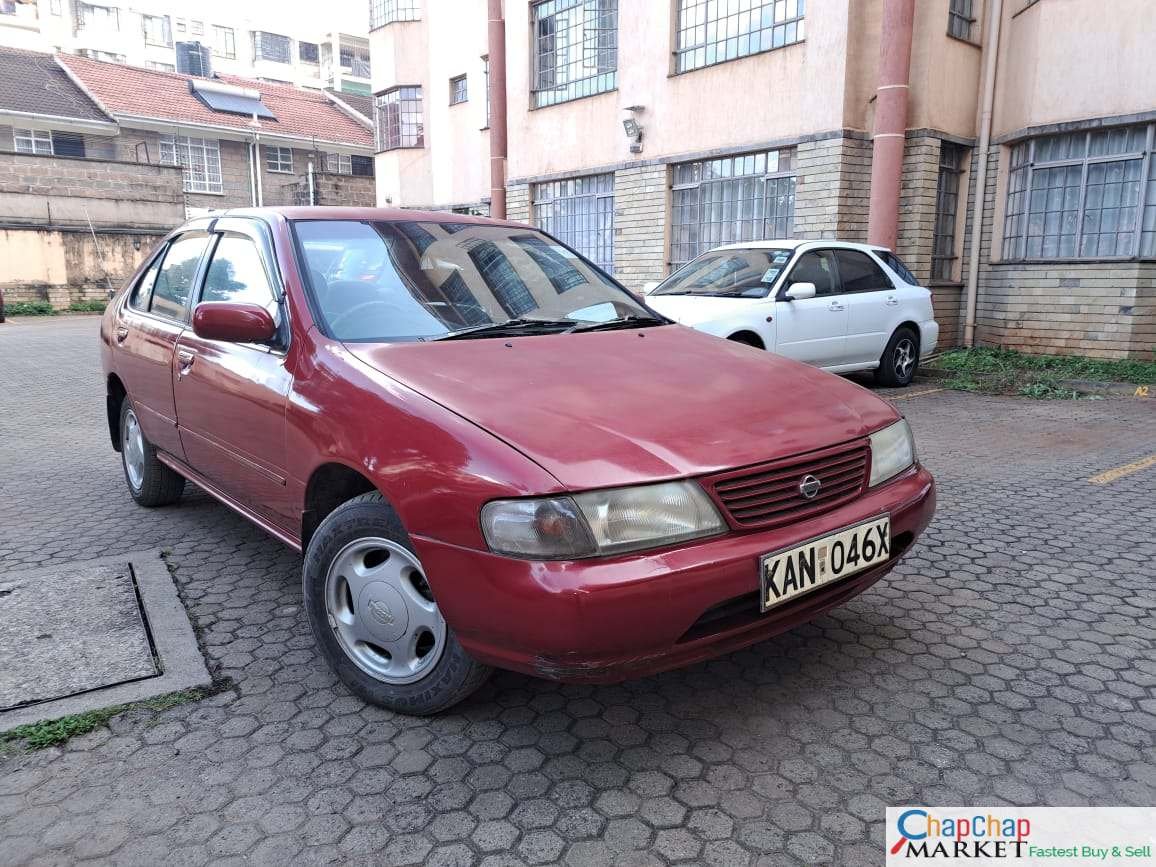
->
[[948, 0, 976, 40], [253, 31, 291, 63], [375, 87, 424, 150], [340, 45, 371, 77], [531, 174, 615, 273], [932, 143, 966, 281], [265, 146, 293, 174], [675, 0, 804, 74], [670, 149, 796, 269], [159, 135, 223, 194], [449, 75, 468, 105], [299, 41, 319, 64], [369, 0, 420, 29], [13, 128, 53, 155], [1003, 124, 1156, 260], [531, 0, 617, 108]]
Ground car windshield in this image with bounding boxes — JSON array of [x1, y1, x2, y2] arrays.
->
[[294, 220, 653, 341], [651, 248, 795, 298]]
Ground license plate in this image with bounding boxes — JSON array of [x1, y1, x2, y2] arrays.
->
[[759, 515, 891, 612]]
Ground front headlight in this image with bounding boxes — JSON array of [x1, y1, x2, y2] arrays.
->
[[869, 418, 916, 487], [481, 481, 725, 559]]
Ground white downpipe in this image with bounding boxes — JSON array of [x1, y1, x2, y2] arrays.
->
[[963, 0, 1004, 347], [247, 140, 259, 207], [307, 159, 316, 206]]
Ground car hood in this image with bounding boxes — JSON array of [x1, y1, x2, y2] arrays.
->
[[646, 294, 760, 325], [347, 325, 898, 491]]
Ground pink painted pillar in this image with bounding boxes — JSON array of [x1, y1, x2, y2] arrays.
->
[[867, 0, 916, 249], [487, 0, 508, 220]]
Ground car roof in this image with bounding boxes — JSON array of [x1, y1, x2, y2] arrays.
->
[[182, 206, 523, 231], [712, 239, 893, 254]]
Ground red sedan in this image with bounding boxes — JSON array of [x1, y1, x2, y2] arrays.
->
[[101, 208, 935, 714]]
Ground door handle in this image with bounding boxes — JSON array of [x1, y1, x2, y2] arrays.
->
[[176, 349, 195, 379], [115, 327, 129, 344], [828, 302, 845, 312]]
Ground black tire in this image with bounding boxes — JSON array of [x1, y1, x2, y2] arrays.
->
[[875, 326, 920, 387], [303, 491, 492, 715], [119, 396, 184, 507]]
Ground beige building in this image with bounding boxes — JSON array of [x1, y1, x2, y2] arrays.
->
[[371, 0, 1156, 358]]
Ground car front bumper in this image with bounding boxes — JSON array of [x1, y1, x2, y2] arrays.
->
[[413, 465, 935, 683]]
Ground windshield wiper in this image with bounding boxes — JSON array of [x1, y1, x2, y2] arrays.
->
[[564, 314, 667, 334], [430, 316, 576, 341]]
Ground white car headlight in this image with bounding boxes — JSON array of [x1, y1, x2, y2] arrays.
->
[[869, 419, 916, 487], [481, 481, 725, 559]]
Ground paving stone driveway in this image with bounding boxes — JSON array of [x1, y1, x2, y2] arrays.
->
[[1, 316, 1154, 866]]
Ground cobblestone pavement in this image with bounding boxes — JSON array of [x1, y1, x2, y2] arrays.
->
[[2, 316, 1154, 866]]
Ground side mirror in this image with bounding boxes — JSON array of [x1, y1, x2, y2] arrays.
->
[[642, 281, 659, 295], [192, 302, 277, 343], [784, 282, 817, 301]]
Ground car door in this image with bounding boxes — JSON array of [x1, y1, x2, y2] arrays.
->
[[838, 248, 901, 366], [172, 219, 294, 530], [771, 249, 850, 367], [114, 233, 212, 459]]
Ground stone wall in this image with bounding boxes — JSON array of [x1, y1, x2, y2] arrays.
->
[[612, 164, 668, 292], [794, 134, 872, 241], [506, 183, 530, 224]]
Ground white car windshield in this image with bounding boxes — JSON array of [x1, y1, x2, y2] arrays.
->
[[651, 248, 794, 298], [295, 220, 653, 341]]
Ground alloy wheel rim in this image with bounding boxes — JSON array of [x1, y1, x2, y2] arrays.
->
[[123, 409, 146, 491], [323, 537, 447, 685], [894, 339, 915, 379]]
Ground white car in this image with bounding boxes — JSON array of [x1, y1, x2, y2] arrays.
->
[[645, 241, 939, 387]]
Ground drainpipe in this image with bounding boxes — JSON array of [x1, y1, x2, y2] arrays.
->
[[963, 0, 1004, 347], [307, 158, 316, 206], [487, 0, 508, 219], [867, 0, 916, 249], [248, 142, 259, 207]]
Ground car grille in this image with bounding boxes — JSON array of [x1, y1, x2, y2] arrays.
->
[[707, 440, 870, 529]]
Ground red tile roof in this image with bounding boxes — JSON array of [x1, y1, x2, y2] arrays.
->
[[58, 54, 373, 148]]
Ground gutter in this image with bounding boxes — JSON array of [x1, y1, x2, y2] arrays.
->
[[0, 109, 117, 135], [107, 114, 374, 153], [962, 0, 1004, 347]]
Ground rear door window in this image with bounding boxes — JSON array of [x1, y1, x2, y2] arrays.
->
[[150, 233, 210, 321], [833, 249, 894, 293], [877, 250, 919, 285], [781, 250, 839, 297], [128, 253, 164, 312]]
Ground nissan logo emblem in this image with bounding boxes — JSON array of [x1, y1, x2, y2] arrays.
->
[[798, 474, 822, 499]]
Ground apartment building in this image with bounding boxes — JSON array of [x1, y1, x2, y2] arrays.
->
[[370, 0, 1156, 358], [0, 0, 372, 95]]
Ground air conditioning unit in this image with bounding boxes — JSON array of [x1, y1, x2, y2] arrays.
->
[[175, 41, 212, 77]]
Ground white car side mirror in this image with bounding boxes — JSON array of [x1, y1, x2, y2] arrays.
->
[[784, 282, 817, 301], [642, 281, 659, 295]]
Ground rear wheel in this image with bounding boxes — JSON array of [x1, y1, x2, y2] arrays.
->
[[303, 492, 491, 715], [875, 326, 919, 387], [120, 397, 184, 507]]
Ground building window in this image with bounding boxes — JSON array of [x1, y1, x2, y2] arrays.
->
[[190, 20, 203, 36], [146, 61, 176, 72], [948, 0, 976, 41], [160, 135, 223, 194], [531, 0, 617, 108], [77, 3, 119, 31], [449, 75, 468, 105], [14, 128, 53, 155], [252, 31, 291, 63], [932, 143, 966, 281], [213, 25, 236, 59], [299, 41, 319, 64], [670, 149, 796, 269], [77, 48, 125, 63], [339, 44, 371, 77], [1003, 124, 1156, 260], [532, 174, 615, 273], [351, 155, 374, 177], [325, 152, 352, 175], [142, 14, 171, 46], [675, 0, 803, 74], [375, 86, 424, 150], [266, 146, 293, 173], [369, 0, 420, 29]]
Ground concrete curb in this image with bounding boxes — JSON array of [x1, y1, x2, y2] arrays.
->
[[0, 551, 211, 733]]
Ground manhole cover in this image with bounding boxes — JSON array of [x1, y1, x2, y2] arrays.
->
[[0, 561, 157, 711]]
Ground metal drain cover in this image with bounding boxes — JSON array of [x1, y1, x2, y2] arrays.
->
[[0, 561, 157, 711]]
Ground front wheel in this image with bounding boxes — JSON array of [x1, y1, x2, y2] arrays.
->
[[875, 326, 919, 387], [303, 492, 492, 715], [120, 396, 184, 506]]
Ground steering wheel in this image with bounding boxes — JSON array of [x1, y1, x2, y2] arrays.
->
[[327, 300, 402, 336]]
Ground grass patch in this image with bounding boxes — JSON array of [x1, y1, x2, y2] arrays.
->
[[3, 300, 56, 316], [1, 688, 206, 751], [930, 348, 1156, 399], [68, 299, 108, 313]]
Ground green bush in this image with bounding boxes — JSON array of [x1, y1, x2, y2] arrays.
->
[[933, 347, 1156, 385], [3, 300, 56, 316], [68, 299, 108, 313]]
